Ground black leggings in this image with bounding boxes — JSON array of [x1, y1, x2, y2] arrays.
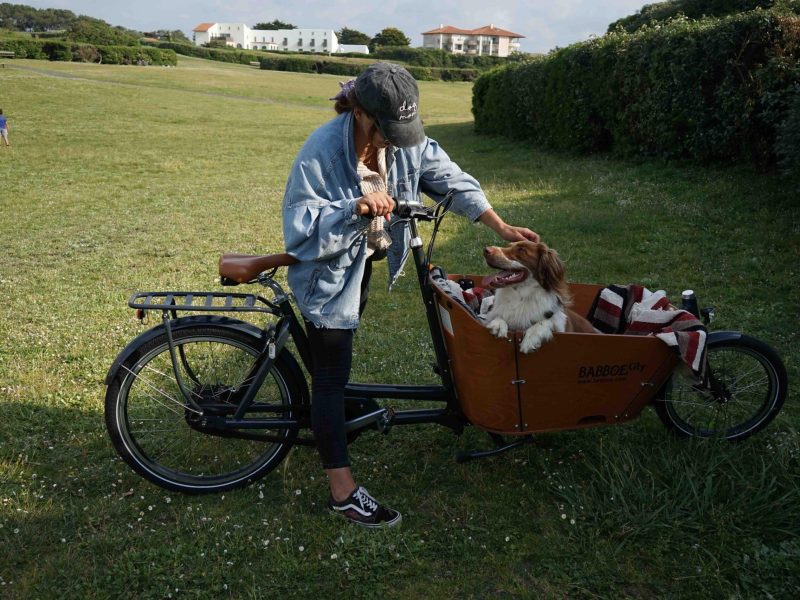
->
[[304, 258, 373, 470]]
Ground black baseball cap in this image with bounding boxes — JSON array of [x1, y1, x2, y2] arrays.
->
[[354, 63, 425, 148]]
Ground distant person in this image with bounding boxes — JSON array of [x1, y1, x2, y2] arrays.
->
[[0, 109, 9, 147]]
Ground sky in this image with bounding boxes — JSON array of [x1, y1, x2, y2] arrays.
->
[[22, 1, 653, 54]]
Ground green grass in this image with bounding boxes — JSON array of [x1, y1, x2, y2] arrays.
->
[[1, 57, 798, 599]]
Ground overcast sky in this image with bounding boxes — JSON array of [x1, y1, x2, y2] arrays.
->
[[23, 1, 652, 54]]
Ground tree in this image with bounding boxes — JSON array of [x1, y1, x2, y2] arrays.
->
[[336, 27, 371, 45], [253, 20, 296, 30], [0, 3, 76, 31], [369, 27, 411, 51], [67, 16, 140, 46]]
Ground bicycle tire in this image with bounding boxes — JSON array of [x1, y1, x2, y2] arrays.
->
[[654, 334, 788, 441], [105, 323, 307, 493]]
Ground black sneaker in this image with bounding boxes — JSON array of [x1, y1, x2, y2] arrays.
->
[[328, 486, 402, 529]]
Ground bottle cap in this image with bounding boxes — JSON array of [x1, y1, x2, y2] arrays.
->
[[682, 290, 695, 299]]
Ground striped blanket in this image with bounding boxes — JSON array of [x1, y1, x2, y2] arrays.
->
[[589, 285, 707, 379]]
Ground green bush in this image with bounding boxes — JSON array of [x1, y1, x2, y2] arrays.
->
[[259, 55, 315, 73], [257, 54, 478, 81], [370, 45, 508, 70], [154, 41, 261, 65], [0, 37, 176, 65], [473, 11, 800, 167], [42, 40, 72, 61], [0, 37, 47, 58], [608, 0, 800, 33], [775, 84, 800, 180]]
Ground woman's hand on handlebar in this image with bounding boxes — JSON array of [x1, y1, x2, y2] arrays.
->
[[356, 192, 395, 219]]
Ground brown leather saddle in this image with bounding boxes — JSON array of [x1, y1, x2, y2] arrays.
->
[[218, 253, 298, 283]]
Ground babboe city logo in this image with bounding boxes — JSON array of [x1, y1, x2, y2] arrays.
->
[[577, 361, 646, 383]]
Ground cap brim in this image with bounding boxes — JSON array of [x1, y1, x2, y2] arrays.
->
[[378, 116, 426, 148]]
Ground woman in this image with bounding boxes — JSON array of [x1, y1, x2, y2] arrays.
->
[[282, 63, 539, 528]]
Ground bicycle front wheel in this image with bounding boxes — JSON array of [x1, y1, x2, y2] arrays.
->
[[105, 322, 306, 493], [655, 334, 787, 441]]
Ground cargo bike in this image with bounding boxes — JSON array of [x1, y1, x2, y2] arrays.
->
[[104, 195, 789, 493]]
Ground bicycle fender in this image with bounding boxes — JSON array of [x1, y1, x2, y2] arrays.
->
[[104, 315, 265, 385], [706, 330, 744, 345]]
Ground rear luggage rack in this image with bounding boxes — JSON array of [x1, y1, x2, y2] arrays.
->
[[128, 291, 277, 314]]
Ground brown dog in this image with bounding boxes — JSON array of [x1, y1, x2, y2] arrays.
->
[[482, 241, 595, 352]]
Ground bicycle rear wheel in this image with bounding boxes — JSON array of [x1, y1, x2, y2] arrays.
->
[[105, 322, 306, 493], [655, 334, 787, 441]]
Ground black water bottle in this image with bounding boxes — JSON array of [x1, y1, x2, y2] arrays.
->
[[681, 289, 700, 318]]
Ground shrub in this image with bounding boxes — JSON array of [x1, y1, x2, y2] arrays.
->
[[41, 40, 72, 61], [775, 84, 800, 180], [0, 38, 176, 65], [369, 45, 508, 71], [473, 11, 800, 167], [72, 44, 101, 63], [154, 42, 261, 65], [608, 0, 800, 33], [0, 37, 47, 58], [257, 54, 478, 81]]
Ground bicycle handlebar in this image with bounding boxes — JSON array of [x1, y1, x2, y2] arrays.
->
[[219, 196, 441, 285]]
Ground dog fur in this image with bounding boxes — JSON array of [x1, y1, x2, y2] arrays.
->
[[483, 241, 595, 352]]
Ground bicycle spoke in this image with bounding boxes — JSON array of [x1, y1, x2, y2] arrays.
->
[[122, 365, 189, 415]]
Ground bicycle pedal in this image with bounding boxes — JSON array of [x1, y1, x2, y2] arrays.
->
[[377, 408, 395, 434]]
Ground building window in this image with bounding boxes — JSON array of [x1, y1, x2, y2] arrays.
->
[[323, 39, 327, 47], [310, 39, 315, 47], [455, 44, 462, 50], [283, 38, 287, 45], [298, 39, 303, 45]]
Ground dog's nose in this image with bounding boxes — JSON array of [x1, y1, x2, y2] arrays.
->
[[483, 246, 492, 256]]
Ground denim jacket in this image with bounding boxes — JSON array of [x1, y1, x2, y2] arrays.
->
[[282, 111, 491, 329]]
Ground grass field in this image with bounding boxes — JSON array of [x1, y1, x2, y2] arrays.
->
[[1, 57, 798, 599]]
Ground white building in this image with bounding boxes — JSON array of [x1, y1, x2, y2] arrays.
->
[[422, 24, 524, 57], [193, 23, 339, 54]]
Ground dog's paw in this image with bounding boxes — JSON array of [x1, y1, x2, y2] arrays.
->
[[486, 318, 509, 339], [520, 323, 554, 353]]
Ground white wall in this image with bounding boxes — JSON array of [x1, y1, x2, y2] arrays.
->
[[194, 24, 338, 54]]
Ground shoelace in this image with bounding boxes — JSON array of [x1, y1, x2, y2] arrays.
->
[[354, 487, 378, 513]]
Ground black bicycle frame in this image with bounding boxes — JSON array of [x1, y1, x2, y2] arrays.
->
[[132, 198, 465, 441]]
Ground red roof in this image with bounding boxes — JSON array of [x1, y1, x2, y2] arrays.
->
[[422, 25, 473, 35], [422, 24, 525, 38], [193, 23, 216, 32]]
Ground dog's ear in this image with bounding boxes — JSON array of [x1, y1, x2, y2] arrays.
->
[[537, 248, 565, 291]]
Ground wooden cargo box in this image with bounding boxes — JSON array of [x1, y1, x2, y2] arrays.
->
[[431, 276, 679, 435]]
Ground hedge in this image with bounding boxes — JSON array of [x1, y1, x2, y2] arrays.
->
[[473, 11, 800, 167], [258, 55, 479, 81], [153, 41, 262, 65], [775, 83, 800, 180], [0, 38, 177, 65], [368, 46, 512, 70], [608, 0, 799, 33]]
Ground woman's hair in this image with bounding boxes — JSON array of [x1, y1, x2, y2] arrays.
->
[[333, 88, 362, 114]]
